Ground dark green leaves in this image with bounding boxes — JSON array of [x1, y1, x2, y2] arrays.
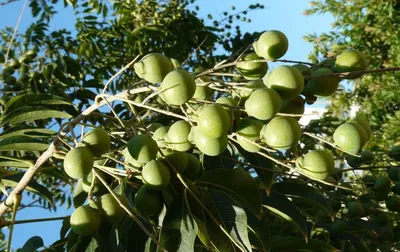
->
[[0, 136, 49, 151], [73, 179, 88, 208], [158, 193, 198, 252], [270, 237, 339, 252], [4, 94, 71, 114], [197, 168, 261, 216], [21, 236, 44, 252]]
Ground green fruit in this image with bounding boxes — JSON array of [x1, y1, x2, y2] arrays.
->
[[2, 66, 15, 78], [319, 58, 335, 68], [253, 30, 289, 60], [333, 50, 368, 79], [245, 88, 281, 120], [134, 53, 173, 83], [159, 70, 196, 105], [160, 149, 188, 173], [296, 150, 334, 180], [194, 128, 228, 156], [8, 59, 21, 69], [147, 123, 163, 133], [122, 147, 144, 168], [372, 212, 391, 226], [346, 150, 374, 167], [197, 104, 231, 138], [266, 65, 304, 100], [236, 117, 264, 153], [374, 177, 392, 194], [386, 196, 400, 212], [362, 175, 376, 188], [239, 80, 265, 100], [64, 147, 94, 179], [235, 53, 268, 80], [5, 76, 16, 85], [135, 186, 164, 217], [182, 153, 201, 179], [153, 126, 170, 146], [166, 120, 192, 152], [333, 122, 368, 154], [292, 64, 312, 77], [304, 68, 340, 97], [216, 96, 240, 121], [279, 96, 305, 121], [82, 128, 111, 157], [170, 58, 182, 69], [70, 205, 100, 236], [347, 201, 364, 218], [330, 220, 347, 233], [193, 76, 214, 100], [351, 118, 372, 140], [392, 181, 400, 195], [142, 160, 171, 190], [262, 116, 302, 150], [389, 145, 400, 161], [81, 170, 106, 194], [93, 193, 127, 224], [127, 134, 159, 163]]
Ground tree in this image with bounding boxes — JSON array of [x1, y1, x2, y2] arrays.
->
[[1, 0, 400, 252]]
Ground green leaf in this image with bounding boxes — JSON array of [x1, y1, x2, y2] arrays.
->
[[0, 127, 56, 139], [85, 237, 99, 252], [273, 181, 335, 220], [3, 173, 53, 205], [60, 217, 71, 239], [262, 191, 308, 242], [247, 212, 270, 251], [197, 167, 261, 216], [157, 193, 198, 252], [0, 136, 49, 151], [21, 236, 44, 252], [270, 237, 339, 252], [0, 179, 7, 195], [73, 179, 88, 208], [4, 94, 71, 115], [126, 218, 153, 252], [1, 106, 72, 126], [0, 155, 34, 168]]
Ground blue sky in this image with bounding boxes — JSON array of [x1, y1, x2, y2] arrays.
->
[[1, 0, 334, 249]]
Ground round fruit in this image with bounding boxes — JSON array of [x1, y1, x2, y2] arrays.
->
[[93, 193, 127, 224], [159, 70, 196, 105], [81, 170, 106, 194], [216, 96, 240, 121], [196, 104, 231, 138], [292, 64, 312, 77], [333, 50, 368, 79], [279, 96, 305, 121], [262, 116, 302, 150], [235, 53, 268, 80], [333, 122, 368, 154], [253, 30, 289, 60], [351, 118, 372, 140], [386, 196, 400, 212], [372, 212, 391, 226], [166, 120, 192, 152], [347, 201, 364, 218], [64, 147, 94, 179], [346, 150, 374, 167], [236, 117, 264, 153], [182, 153, 201, 179], [239, 80, 265, 100], [159, 149, 188, 173], [362, 175, 376, 188], [296, 150, 334, 180], [82, 128, 111, 157], [147, 123, 163, 133], [373, 177, 392, 194], [134, 53, 173, 83], [245, 88, 281, 120], [153, 126, 170, 144], [142, 160, 171, 190], [193, 85, 214, 100], [194, 128, 228, 156], [9, 59, 21, 69], [265, 65, 304, 100], [134, 186, 164, 217], [389, 145, 400, 161], [127, 134, 159, 163], [304, 68, 340, 97], [331, 220, 347, 233], [122, 147, 143, 168], [70, 205, 101, 236]]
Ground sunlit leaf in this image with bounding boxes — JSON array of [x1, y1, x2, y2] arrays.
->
[[4, 94, 71, 115], [0, 136, 49, 151], [1, 106, 71, 126]]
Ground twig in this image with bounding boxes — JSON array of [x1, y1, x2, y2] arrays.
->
[[305, 67, 400, 80], [0, 216, 69, 228], [303, 132, 360, 157]]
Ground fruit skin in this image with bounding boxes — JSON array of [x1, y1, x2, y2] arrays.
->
[[122, 147, 143, 168], [347, 201, 365, 218], [292, 64, 312, 77], [134, 186, 164, 217], [253, 30, 289, 60], [265, 65, 304, 100], [245, 88, 281, 120], [296, 150, 334, 180], [182, 153, 201, 179], [235, 53, 268, 80], [345, 150, 374, 167], [82, 128, 111, 157], [159, 149, 188, 173], [92, 193, 127, 224], [216, 96, 240, 121], [70, 205, 101, 236], [166, 120, 192, 152], [333, 122, 368, 154], [197, 104, 231, 138], [193, 85, 214, 100], [333, 50, 368, 79], [64, 147, 94, 179], [389, 145, 400, 161], [81, 170, 106, 194], [279, 96, 305, 121], [351, 118, 372, 140], [262, 116, 302, 150], [236, 117, 264, 153], [127, 134, 159, 163], [363, 175, 376, 188], [373, 176, 391, 201], [134, 53, 173, 83], [386, 196, 400, 212], [142, 160, 171, 190], [193, 128, 228, 156], [239, 80, 265, 100], [304, 68, 340, 97], [159, 70, 196, 105]]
